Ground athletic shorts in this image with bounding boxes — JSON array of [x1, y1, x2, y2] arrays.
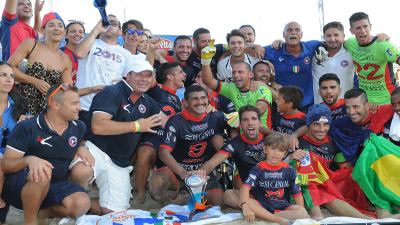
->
[[2, 168, 85, 210]]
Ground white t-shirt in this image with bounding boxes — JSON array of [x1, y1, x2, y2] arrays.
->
[[312, 45, 355, 104], [76, 39, 133, 111], [217, 53, 259, 82]]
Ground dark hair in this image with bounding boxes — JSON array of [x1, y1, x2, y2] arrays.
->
[[349, 12, 370, 28], [238, 105, 260, 121], [122, 19, 143, 34], [173, 35, 192, 47], [0, 62, 28, 120], [184, 85, 207, 101], [226, 29, 245, 43], [193, 28, 210, 40], [323, 21, 344, 34], [239, 24, 256, 36], [278, 86, 303, 109], [265, 132, 289, 153], [107, 14, 121, 29], [45, 84, 78, 106], [319, 73, 341, 86], [156, 62, 180, 84], [392, 87, 400, 97], [65, 22, 85, 45], [344, 88, 368, 103]]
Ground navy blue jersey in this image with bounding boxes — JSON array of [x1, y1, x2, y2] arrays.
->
[[209, 91, 236, 114], [87, 80, 161, 167], [147, 85, 181, 117], [160, 110, 227, 171], [298, 134, 338, 165], [324, 99, 347, 120], [219, 133, 265, 181], [186, 44, 225, 87], [272, 111, 306, 135], [244, 161, 301, 213], [7, 114, 85, 181]]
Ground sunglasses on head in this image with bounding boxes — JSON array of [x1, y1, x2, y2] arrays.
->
[[125, 29, 144, 36], [67, 19, 85, 26], [1, 127, 9, 148], [48, 83, 77, 102]]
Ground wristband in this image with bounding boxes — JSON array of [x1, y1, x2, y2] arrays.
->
[[133, 121, 141, 132], [240, 202, 248, 208]]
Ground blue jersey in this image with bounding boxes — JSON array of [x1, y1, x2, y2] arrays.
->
[[7, 114, 86, 180], [244, 161, 301, 213], [87, 80, 161, 167], [324, 99, 347, 121], [264, 41, 320, 106], [272, 111, 306, 135], [160, 110, 227, 171], [219, 133, 265, 182]]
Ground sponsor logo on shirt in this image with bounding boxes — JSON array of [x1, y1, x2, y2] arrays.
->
[[37, 136, 53, 147], [190, 123, 208, 132]]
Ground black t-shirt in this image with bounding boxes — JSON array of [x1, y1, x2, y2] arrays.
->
[[87, 80, 161, 167], [7, 114, 86, 181], [219, 133, 265, 181], [160, 110, 227, 171]]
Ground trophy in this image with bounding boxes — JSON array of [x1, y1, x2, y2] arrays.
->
[[93, 0, 110, 27], [185, 174, 208, 220]]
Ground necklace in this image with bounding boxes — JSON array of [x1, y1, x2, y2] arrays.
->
[[45, 113, 68, 135]]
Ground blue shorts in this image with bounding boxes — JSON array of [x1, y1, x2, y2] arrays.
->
[[2, 168, 86, 210]]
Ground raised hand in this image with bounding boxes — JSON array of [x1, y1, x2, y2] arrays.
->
[[201, 39, 216, 65]]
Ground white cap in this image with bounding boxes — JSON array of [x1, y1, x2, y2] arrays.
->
[[126, 60, 153, 75]]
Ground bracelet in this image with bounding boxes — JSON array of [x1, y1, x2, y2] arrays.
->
[[240, 202, 248, 208], [133, 121, 141, 133]]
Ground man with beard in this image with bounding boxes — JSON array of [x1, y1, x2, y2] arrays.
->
[[200, 105, 265, 192], [202, 42, 272, 129], [319, 73, 347, 120], [149, 85, 227, 205], [312, 22, 355, 104], [239, 25, 256, 47], [1, 0, 43, 60], [217, 29, 259, 82], [264, 22, 320, 112]]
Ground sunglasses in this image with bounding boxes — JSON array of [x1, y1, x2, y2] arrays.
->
[[125, 29, 144, 36], [48, 83, 77, 102], [1, 127, 9, 148]]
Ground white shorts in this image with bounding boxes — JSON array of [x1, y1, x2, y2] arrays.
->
[[86, 141, 133, 212]]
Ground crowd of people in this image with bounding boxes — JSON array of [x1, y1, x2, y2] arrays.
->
[[0, 0, 399, 225]]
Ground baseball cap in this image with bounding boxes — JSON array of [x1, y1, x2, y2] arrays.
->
[[126, 60, 153, 76], [42, 12, 65, 28]]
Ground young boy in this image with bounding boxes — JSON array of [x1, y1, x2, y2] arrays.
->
[[273, 86, 306, 136], [239, 133, 308, 225]]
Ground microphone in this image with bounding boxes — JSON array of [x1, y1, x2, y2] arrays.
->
[[93, 0, 110, 27]]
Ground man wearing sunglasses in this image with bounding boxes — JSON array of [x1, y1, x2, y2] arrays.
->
[[1, 84, 92, 224], [122, 19, 146, 60], [84, 60, 163, 215], [75, 14, 133, 128]]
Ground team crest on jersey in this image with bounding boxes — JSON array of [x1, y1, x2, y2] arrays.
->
[[292, 66, 300, 74], [340, 60, 349, 67], [69, 136, 78, 147], [304, 57, 311, 64], [138, 104, 146, 113]]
